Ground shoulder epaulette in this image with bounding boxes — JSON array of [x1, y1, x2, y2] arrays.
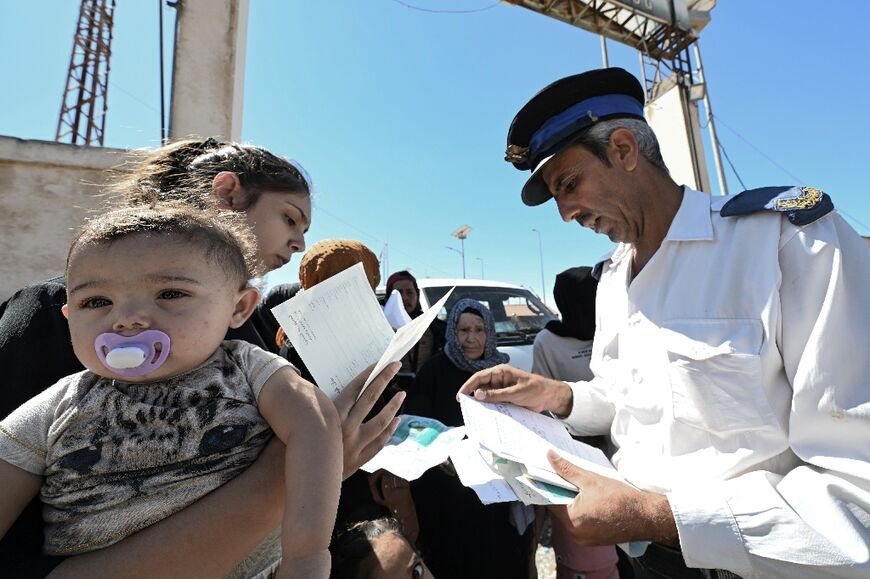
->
[[719, 186, 834, 226]]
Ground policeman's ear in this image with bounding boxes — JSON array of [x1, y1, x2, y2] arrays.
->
[[608, 128, 639, 172], [61, 304, 69, 319]]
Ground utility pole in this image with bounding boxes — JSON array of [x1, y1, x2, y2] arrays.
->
[[451, 225, 472, 279], [532, 228, 546, 305]]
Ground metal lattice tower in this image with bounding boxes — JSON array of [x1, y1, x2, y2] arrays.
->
[[56, 0, 116, 146]]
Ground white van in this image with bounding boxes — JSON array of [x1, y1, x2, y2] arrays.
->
[[410, 278, 557, 372]]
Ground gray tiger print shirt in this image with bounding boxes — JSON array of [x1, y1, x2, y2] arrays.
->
[[0, 339, 290, 556]]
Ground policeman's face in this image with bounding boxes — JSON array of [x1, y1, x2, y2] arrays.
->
[[541, 139, 645, 244]]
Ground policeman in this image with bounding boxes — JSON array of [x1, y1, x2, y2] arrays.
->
[[459, 68, 870, 578]]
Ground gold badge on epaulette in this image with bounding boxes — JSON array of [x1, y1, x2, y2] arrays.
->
[[774, 186, 822, 211]]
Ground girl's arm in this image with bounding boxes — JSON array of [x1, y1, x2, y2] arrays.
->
[[258, 366, 342, 579], [0, 459, 41, 540]]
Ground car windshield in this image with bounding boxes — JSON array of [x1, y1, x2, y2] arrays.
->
[[422, 285, 557, 346]]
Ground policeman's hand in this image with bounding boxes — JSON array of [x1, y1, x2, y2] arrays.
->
[[456, 363, 574, 416], [546, 450, 678, 546], [334, 362, 404, 480]]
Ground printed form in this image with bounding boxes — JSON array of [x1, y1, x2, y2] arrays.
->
[[271, 262, 452, 398]]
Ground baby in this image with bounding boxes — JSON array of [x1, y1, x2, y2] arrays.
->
[[0, 203, 341, 578]]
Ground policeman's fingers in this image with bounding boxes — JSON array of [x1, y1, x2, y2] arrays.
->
[[546, 450, 586, 488], [457, 364, 517, 399]]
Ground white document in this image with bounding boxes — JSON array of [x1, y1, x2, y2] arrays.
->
[[458, 394, 621, 482], [271, 263, 452, 399], [361, 287, 452, 391], [361, 415, 466, 481], [271, 263, 393, 398], [383, 289, 412, 329], [449, 439, 518, 505]]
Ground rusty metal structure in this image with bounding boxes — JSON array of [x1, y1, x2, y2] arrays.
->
[[56, 0, 117, 146]]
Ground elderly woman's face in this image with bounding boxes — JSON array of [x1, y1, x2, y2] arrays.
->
[[456, 312, 486, 361]]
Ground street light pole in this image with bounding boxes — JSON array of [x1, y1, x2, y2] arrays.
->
[[451, 225, 472, 279], [532, 228, 546, 305], [445, 246, 463, 277]]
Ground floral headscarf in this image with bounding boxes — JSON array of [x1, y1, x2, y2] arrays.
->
[[444, 298, 509, 373]]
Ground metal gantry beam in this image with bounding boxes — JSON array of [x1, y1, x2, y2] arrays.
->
[[56, 0, 116, 146], [503, 0, 707, 62]]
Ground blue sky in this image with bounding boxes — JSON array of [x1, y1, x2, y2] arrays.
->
[[2, 1, 868, 305]]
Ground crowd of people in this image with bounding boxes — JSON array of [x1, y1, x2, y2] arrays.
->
[[0, 66, 868, 579]]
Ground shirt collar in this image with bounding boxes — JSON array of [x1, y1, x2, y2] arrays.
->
[[595, 187, 714, 271], [663, 187, 714, 242]]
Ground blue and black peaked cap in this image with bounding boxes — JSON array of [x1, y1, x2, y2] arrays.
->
[[506, 67, 646, 206]]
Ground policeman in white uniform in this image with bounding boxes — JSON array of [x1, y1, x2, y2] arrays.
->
[[459, 68, 870, 578]]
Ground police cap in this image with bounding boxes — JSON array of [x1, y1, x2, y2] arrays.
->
[[506, 68, 646, 206]]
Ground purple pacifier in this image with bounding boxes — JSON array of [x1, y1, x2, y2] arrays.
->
[[94, 330, 171, 377]]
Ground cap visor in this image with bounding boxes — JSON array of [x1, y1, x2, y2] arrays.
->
[[521, 154, 555, 206]]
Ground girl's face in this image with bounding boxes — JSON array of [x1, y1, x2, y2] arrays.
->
[[63, 235, 257, 382], [456, 312, 486, 361], [367, 532, 434, 579], [242, 190, 311, 273]]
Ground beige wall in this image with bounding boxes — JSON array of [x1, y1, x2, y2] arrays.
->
[[0, 136, 127, 301]]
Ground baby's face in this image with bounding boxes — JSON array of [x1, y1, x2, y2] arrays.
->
[[64, 235, 254, 382]]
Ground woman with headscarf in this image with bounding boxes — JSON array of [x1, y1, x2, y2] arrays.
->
[[404, 299, 534, 579], [531, 267, 619, 579]]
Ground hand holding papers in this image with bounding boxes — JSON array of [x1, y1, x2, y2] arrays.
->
[[457, 394, 620, 482], [271, 263, 452, 399]]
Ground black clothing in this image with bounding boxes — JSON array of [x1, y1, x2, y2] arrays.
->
[[405, 352, 533, 579], [0, 276, 282, 573]]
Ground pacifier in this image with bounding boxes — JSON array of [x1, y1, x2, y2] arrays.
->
[[94, 330, 171, 377]]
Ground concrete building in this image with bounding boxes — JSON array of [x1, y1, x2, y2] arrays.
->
[[0, 136, 125, 300]]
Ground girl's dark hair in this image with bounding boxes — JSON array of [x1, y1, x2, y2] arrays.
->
[[66, 201, 263, 285], [110, 137, 311, 210], [330, 517, 406, 579]]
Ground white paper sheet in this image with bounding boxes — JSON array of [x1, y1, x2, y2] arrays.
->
[[270, 263, 452, 399], [449, 439, 518, 505], [360, 287, 453, 392], [270, 263, 394, 398], [383, 289, 412, 330], [360, 415, 466, 481], [458, 394, 621, 481]]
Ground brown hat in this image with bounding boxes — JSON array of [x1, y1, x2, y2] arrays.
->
[[298, 239, 381, 290]]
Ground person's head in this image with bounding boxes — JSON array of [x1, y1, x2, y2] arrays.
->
[[112, 137, 312, 272], [551, 266, 597, 341], [443, 298, 508, 373], [299, 239, 381, 291], [62, 203, 261, 383], [384, 271, 420, 317], [330, 518, 433, 579], [505, 68, 673, 244]]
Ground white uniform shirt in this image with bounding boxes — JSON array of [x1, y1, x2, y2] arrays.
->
[[561, 188, 870, 578]]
